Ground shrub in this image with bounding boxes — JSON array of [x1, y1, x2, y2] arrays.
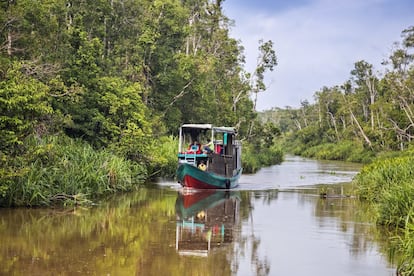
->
[[146, 135, 178, 178], [242, 142, 283, 173], [0, 135, 146, 207]]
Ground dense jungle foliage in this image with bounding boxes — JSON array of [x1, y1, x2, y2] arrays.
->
[[260, 25, 414, 276], [0, 0, 282, 207]]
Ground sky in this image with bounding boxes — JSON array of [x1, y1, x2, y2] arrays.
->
[[222, 0, 414, 111]]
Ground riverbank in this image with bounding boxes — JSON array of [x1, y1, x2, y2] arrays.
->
[[0, 135, 147, 207], [0, 134, 283, 207], [353, 151, 414, 275]]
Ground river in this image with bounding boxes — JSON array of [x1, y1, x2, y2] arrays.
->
[[0, 156, 397, 275]]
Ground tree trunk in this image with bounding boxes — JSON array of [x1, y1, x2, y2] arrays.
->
[[366, 77, 377, 130], [7, 31, 12, 56], [343, 95, 372, 147], [301, 108, 308, 127], [294, 119, 302, 130], [327, 112, 339, 141], [350, 111, 372, 146]]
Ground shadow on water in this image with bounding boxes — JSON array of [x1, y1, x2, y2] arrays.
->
[[0, 156, 398, 275]]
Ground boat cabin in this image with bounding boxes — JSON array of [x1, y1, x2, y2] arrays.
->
[[177, 124, 242, 178]]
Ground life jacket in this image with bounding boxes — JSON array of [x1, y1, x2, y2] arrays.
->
[[188, 143, 201, 154], [198, 163, 207, 171]]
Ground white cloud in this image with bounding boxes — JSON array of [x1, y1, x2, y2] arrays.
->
[[224, 0, 413, 110]]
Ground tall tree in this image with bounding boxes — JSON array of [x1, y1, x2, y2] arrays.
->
[[350, 60, 379, 130], [251, 40, 277, 111]]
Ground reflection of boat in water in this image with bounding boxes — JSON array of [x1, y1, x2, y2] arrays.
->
[[175, 190, 240, 257]]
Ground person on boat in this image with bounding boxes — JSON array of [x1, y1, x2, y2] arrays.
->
[[187, 140, 201, 153], [202, 139, 214, 153], [198, 160, 207, 171]]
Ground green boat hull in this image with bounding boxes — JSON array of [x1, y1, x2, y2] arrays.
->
[[176, 163, 242, 189]]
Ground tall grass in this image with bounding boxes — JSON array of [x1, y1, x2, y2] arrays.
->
[[0, 135, 146, 207], [353, 152, 414, 274], [396, 209, 414, 276], [354, 155, 414, 226]]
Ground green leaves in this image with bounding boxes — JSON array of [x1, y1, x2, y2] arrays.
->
[[0, 62, 52, 151], [0, 0, 274, 203], [61, 76, 151, 150]]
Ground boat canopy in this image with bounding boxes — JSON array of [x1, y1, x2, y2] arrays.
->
[[181, 123, 213, 129], [178, 123, 237, 154], [180, 124, 236, 134], [212, 126, 236, 134]]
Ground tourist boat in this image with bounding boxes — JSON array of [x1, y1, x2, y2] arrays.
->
[[175, 190, 240, 256], [176, 123, 242, 189]]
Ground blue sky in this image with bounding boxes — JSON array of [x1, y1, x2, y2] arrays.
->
[[222, 0, 414, 110]]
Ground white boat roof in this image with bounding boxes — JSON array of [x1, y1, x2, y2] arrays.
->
[[181, 123, 213, 129], [180, 124, 236, 134]]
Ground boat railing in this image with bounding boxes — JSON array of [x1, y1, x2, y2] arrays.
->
[[178, 152, 208, 166]]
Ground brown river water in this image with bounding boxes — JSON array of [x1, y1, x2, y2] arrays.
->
[[0, 156, 397, 275]]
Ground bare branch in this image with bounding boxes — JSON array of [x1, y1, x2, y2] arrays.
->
[[169, 79, 194, 105], [20, 60, 61, 81], [388, 118, 414, 139], [160, 79, 194, 117]]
